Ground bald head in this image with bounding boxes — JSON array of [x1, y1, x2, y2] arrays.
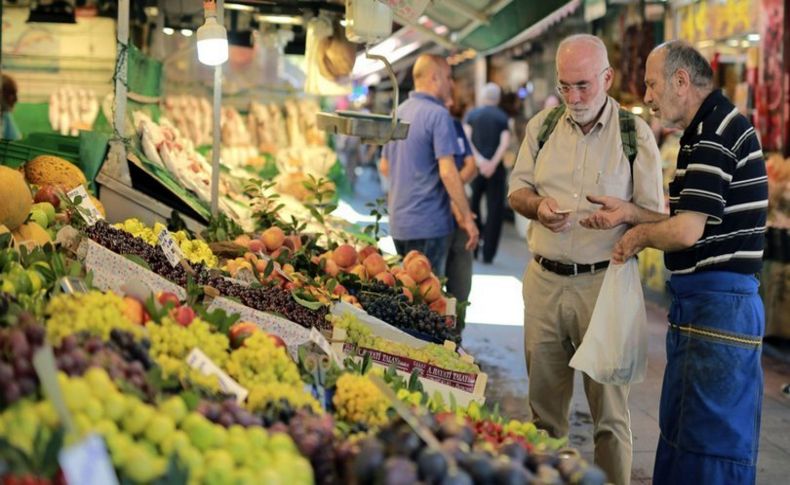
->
[[556, 34, 610, 72], [413, 54, 453, 103]]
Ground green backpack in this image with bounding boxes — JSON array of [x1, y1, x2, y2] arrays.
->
[[536, 105, 639, 171]]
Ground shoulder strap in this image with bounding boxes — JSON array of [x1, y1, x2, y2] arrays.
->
[[537, 106, 566, 152], [618, 108, 638, 170]]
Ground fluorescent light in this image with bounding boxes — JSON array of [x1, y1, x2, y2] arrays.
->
[[340, 19, 347, 27], [197, 16, 229, 66], [741, 40, 750, 48], [225, 3, 255, 12], [747, 34, 760, 42], [163, 27, 175, 35], [727, 39, 740, 47], [144, 6, 159, 17], [696, 40, 715, 48], [255, 14, 303, 25], [181, 28, 193, 37], [631, 106, 644, 115]]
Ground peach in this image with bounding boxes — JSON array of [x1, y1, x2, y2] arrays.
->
[[363, 253, 387, 277], [419, 276, 442, 303], [333, 284, 348, 296], [255, 259, 269, 274], [248, 239, 264, 253], [324, 259, 340, 277], [391, 266, 404, 276], [261, 226, 285, 251], [406, 256, 432, 283], [358, 245, 378, 261], [403, 249, 423, 267], [374, 271, 396, 287], [396, 273, 417, 289], [282, 263, 295, 274], [122, 296, 148, 325], [429, 298, 447, 315], [283, 234, 302, 252], [332, 244, 358, 268], [402, 287, 414, 303], [349, 264, 367, 281], [234, 234, 251, 248]]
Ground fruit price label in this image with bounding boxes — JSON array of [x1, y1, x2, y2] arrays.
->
[[158, 229, 185, 267], [310, 326, 344, 367], [59, 434, 119, 485], [186, 348, 249, 403], [67, 186, 103, 226]]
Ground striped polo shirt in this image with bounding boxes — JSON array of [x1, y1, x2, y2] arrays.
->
[[666, 89, 768, 275]]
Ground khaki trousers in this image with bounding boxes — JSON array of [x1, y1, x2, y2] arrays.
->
[[522, 259, 633, 485]]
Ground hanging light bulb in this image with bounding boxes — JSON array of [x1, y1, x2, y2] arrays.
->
[[197, 1, 228, 66]]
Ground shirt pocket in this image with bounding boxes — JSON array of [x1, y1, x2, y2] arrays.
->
[[596, 172, 630, 200]]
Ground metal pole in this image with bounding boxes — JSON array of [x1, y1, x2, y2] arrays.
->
[[108, 0, 131, 184], [210, 0, 224, 216]]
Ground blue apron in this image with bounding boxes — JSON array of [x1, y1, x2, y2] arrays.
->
[[653, 271, 764, 485]]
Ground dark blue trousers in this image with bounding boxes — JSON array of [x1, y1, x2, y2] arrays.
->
[[654, 271, 764, 485]]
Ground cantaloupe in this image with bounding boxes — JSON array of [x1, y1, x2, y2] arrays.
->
[[11, 221, 52, 249], [0, 166, 34, 230], [25, 155, 87, 190], [89, 195, 106, 217]]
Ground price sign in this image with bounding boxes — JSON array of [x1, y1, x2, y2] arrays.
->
[[158, 229, 185, 268], [186, 348, 248, 403], [66, 186, 103, 226], [309, 326, 344, 367], [59, 434, 119, 485]]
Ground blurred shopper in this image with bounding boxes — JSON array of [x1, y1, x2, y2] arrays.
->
[[508, 34, 664, 484], [582, 41, 767, 485], [445, 93, 477, 329], [465, 83, 511, 263], [1, 74, 21, 141], [380, 55, 478, 274]]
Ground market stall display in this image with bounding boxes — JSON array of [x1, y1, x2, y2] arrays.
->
[[763, 154, 790, 338], [48, 87, 100, 137]]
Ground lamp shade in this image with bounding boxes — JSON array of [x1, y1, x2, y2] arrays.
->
[[197, 16, 228, 66]]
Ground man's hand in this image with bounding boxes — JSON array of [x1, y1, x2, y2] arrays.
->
[[612, 225, 646, 264], [460, 214, 479, 251], [579, 195, 634, 230], [479, 160, 497, 178], [537, 197, 571, 233]]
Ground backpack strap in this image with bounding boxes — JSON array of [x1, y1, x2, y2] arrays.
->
[[618, 108, 638, 171], [537, 106, 567, 153]]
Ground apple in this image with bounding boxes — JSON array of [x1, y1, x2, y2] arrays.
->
[[122, 296, 148, 326], [229, 322, 259, 349], [29, 208, 49, 229], [172, 306, 196, 327], [263, 332, 286, 349], [34, 185, 61, 209], [157, 291, 180, 308], [32, 202, 56, 225]]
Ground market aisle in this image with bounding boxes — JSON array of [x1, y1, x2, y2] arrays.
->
[[461, 221, 790, 484]]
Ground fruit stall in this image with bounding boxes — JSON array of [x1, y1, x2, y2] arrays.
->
[[0, 152, 606, 484]]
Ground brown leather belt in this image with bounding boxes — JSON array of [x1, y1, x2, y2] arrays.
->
[[535, 255, 609, 276]]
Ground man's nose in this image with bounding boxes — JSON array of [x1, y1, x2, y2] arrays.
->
[[566, 90, 582, 104]]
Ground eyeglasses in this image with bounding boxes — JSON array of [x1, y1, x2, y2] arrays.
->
[[556, 67, 610, 97]]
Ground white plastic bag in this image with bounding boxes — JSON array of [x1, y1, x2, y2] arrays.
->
[[569, 258, 647, 385]]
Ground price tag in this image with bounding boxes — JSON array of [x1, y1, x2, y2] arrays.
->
[[59, 434, 119, 485], [158, 229, 185, 268], [32, 345, 75, 435], [309, 326, 344, 367], [59, 276, 89, 294], [66, 186, 103, 226], [186, 348, 248, 403]]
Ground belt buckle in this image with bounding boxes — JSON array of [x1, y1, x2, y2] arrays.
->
[[572, 263, 578, 276]]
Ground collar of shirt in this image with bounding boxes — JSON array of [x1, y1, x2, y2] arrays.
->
[[409, 91, 445, 107], [681, 89, 725, 143], [561, 96, 615, 136]]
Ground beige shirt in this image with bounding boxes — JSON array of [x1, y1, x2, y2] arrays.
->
[[509, 97, 664, 264]]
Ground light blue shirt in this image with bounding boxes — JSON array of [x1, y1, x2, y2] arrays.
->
[[382, 92, 460, 240], [2, 112, 21, 141]]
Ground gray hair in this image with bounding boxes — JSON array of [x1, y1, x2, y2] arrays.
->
[[659, 41, 713, 88], [556, 34, 610, 70]]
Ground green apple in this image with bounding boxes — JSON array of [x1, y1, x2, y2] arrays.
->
[[29, 208, 49, 229], [32, 202, 56, 225]]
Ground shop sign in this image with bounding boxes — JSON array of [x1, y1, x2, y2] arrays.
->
[[676, 0, 757, 43], [585, 0, 607, 22]]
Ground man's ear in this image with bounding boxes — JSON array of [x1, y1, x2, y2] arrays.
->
[[675, 68, 692, 92]]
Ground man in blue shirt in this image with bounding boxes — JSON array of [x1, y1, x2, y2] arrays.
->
[[1, 75, 22, 141], [380, 55, 479, 274]]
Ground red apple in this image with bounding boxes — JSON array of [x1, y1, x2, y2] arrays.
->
[[157, 291, 180, 308], [229, 322, 259, 349], [263, 332, 286, 348], [34, 185, 61, 209], [172, 306, 196, 327]]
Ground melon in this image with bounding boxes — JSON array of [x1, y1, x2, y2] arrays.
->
[[89, 195, 106, 217], [0, 166, 34, 230], [12, 221, 52, 249], [25, 155, 87, 190]]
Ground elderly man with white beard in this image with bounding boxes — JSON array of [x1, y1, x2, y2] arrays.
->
[[507, 34, 664, 484]]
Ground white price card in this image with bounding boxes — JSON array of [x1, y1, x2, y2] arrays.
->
[[310, 326, 344, 367], [59, 434, 119, 485], [66, 186, 103, 226], [158, 228, 185, 267], [186, 348, 249, 403], [32, 345, 75, 435]]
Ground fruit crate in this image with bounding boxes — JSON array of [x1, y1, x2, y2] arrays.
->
[[0, 139, 78, 169], [330, 326, 488, 408]]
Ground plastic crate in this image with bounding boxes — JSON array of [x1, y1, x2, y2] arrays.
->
[[25, 133, 81, 154], [0, 139, 78, 169]]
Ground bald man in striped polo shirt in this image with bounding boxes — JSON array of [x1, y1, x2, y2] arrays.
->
[[582, 41, 768, 485]]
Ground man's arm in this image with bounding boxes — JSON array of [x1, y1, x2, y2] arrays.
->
[[480, 130, 511, 178], [508, 187, 571, 233], [459, 154, 478, 183], [439, 155, 479, 250], [579, 195, 668, 229], [463, 123, 488, 166], [613, 211, 707, 263], [379, 156, 389, 177]]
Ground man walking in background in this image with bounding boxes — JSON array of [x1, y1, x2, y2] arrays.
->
[[465, 82, 511, 263], [380, 55, 478, 274]]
